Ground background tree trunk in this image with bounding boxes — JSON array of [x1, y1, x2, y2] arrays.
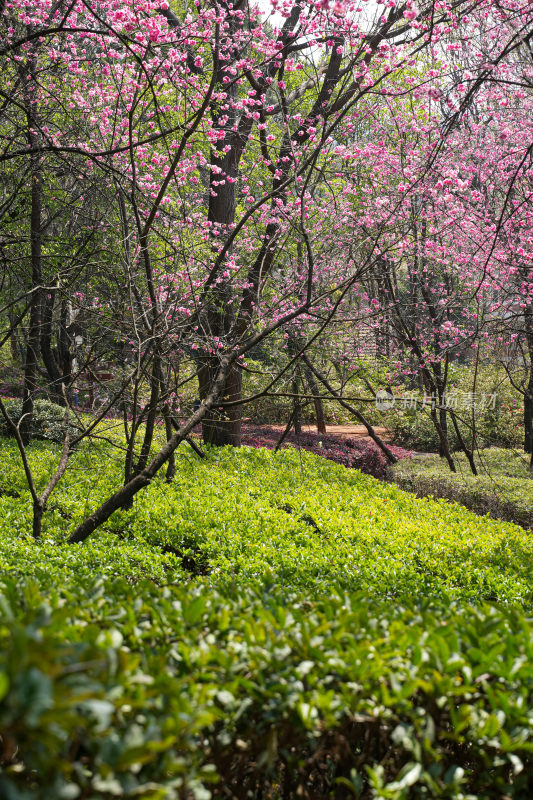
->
[[524, 312, 533, 454], [20, 86, 42, 445], [199, 359, 242, 447]]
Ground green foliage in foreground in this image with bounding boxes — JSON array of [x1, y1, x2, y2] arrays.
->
[[0, 440, 532, 605], [1, 578, 532, 799], [1, 440, 533, 797], [391, 449, 533, 531]]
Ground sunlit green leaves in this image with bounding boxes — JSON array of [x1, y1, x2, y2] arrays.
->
[[1, 579, 532, 798], [0, 438, 532, 796]]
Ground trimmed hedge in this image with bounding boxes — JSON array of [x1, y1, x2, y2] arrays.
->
[[1, 440, 533, 797], [390, 449, 533, 531], [1, 440, 532, 605], [1, 578, 533, 799]]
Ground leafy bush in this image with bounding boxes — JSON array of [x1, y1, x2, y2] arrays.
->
[[387, 405, 459, 452], [1, 578, 533, 799], [390, 448, 533, 531], [0, 398, 80, 444], [386, 403, 523, 453], [0, 439, 532, 606], [1, 439, 533, 797], [382, 365, 523, 453], [240, 423, 409, 478]]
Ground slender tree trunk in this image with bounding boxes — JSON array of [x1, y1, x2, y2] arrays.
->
[[312, 393, 327, 434], [450, 411, 477, 475], [40, 289, 64, 405], [524, 384, 533, 454], [274, 409, 295, 452], [288, 337, 302, 436], [57, 300, 72, 391], [162, 403, 176, 483], [435, 384, 450, 461], [1, 394, 71, 539], [21, 135, 42, 445], [292, 386, 302, 437], [132, 351, 161, 475], [304, 351, 327, 435], [429, 404, 456, 472], [524, 314, 533, 455], [438, 404, 448, 457]]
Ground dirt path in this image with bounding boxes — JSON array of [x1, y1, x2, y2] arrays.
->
[[268, 423, 392, 439]]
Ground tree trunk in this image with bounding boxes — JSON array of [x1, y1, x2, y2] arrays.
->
[[32, 501, 44, 540], [292, 387, 302, 437], [20, 148, 42, 445], [524, 386, 533, 454], [197, 11, 246, 448], [524, 314, 533, 455], [162, 403, 176, 483], [288, 337, 302, 436], [306, 363, 327, 435], [40, 289, 64, 405], [199, 358, 242, 447], [430, 405, 456, 472], [450, 411, 477, 475], [438, 403, 448, 458]]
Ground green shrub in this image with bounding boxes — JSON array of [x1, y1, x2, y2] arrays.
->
[[1, 578, 532, 799], [0, 439, 532, 606], [390, 448, 533, 531], [390, 364, 523, 452], [386, 400, 522, 453], [1, 437, 533, 798], [387, 405, 459, 452], [0, 398, 80, 444]]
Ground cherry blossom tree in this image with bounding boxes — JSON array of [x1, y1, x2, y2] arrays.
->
[[1, 0, 532, 538]]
